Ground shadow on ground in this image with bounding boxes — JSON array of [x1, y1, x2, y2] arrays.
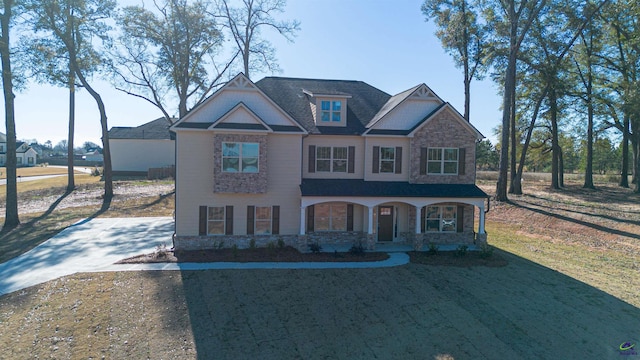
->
[[159, 250, 640, 359]]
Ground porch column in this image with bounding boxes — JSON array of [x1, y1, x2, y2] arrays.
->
[[300, 206, 306, 235], [414, 205, 421, 234], [478, 204, 486, 234], [367, 206, 374, 234]]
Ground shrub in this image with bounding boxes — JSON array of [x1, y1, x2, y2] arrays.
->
[[231, 244, 239, 258], [153, 243, 169, 259], [277, 238, 285, 249], [455, 244, 468, 257], [266, 241, 277, 250], [479, 243, 494, 258], [309, 242, 322, 253], [427, 242, 439, 255], [249, 238, 256, 249], [349, 242, 365, 256]]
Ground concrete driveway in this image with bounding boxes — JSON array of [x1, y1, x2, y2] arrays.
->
[[0, 217, 174, 296]]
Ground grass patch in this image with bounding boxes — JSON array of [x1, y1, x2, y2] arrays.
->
[[487, 220, 640, 307], [0, 166, 85, 179], [0, 174, 100, 201]]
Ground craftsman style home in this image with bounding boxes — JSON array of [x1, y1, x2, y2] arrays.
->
[[171, 73, 488, 251], [0, 133, 38, 167]]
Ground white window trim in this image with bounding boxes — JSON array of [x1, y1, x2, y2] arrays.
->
[[207, 206, 226, 236], [379, 146, 396, 174], [427, 147, 458, 175], [314, 203, 348, 232], [254, 206, 272, 235], [222, 142, 260, 173], [425, 205, 457, 233], [316, 146, 348, 173]]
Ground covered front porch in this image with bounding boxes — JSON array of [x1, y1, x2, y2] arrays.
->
[[298, 179, 489, 250]]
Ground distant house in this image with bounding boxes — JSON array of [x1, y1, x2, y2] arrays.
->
[[83, 148, 103, 162], [108, 117, 176, 176], [0, 133, 38, 167]]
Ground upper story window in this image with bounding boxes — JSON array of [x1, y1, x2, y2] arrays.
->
[[427, 148, 458, 174], [0, 144, 4, 151], [321, 100, 342, 122], [222, 142, 259, 173], [308, 145, 355, 174], [316, 146, 347, 172], [372, 146, 402, 174]]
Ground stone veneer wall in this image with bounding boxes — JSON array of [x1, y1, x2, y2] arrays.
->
[[213, 133, 268, 193], [409, 108, 477, 184]]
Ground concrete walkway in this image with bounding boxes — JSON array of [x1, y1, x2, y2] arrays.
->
[[0, 217, 174, 296], [0, 217, 410, 297]]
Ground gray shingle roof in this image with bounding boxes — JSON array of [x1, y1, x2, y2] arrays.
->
[[255, 77, 391, 135], [109, 117, 176, 140], [300, 179, 489, 198]]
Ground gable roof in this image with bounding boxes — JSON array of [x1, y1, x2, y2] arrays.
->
[[255, 77, 391, 135], [109, 117, 176, 140]]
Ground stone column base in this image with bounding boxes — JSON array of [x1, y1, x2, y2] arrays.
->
[[366, 234, 376, 250]]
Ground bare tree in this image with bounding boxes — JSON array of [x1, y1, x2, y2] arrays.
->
[[216, 0, 300, 79], [28, 0, 116, 198], [114, 0, 235, 120]]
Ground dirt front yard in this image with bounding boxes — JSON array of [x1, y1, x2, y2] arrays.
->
[[1, 255, 638, 360]]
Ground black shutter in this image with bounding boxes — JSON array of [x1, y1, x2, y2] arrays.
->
[[420, 148, 427, 175], [347, 204, 354, 231], [348, 146, 355, 173], [225, 206, 234, 235], [458, 148, 466, 175], [372, 146, 380, 173], [395, 147, 402, 174], [247, 206, 255, 235], [272, 206, 280, 235], [199, 206, 207, 235], [457, 205, 464, 233], [308, 145, 316, 173], [307, 205, 314, 232], [420, 206, 426, 233]]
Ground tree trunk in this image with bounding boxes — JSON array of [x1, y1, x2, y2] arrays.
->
[[513, 88, 547, 195], [66, 67, 75, 193], [620, 114, 630, 187], [583, 65, 595, 189], [559, 147, 564, 188], [508, 85, 517, 194], [550, 90, 560, 189], [496, 18, 519, 202], [1, 0, 19, 229]]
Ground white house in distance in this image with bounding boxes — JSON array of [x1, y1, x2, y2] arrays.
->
[[170, 73, 489, 252], [108, 117, 176, 176], [0, 132, 38, 167]]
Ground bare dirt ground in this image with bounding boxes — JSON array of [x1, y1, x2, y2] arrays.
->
[[0, 181, 175, 218], [0, 178, 639, 359]]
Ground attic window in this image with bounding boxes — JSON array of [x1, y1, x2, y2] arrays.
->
[[321, 100, 342, 122]]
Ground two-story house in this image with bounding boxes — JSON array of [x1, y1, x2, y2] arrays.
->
[[171, 73, 488, 251], [0, 132, 38, 167]]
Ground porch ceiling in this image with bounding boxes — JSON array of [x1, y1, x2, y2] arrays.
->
[[300, 179, 488, 198]]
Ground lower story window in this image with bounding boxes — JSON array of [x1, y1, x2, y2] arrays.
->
[[314, 203, 347, 231], [255, 206, 272, 235], [208, 206, 225, 235], [28, 157, 34, 164], [425, 205, 457, 232]]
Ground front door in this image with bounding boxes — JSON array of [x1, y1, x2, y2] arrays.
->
[[378, 206, 394, 241]]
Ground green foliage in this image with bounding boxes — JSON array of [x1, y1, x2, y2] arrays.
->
[[277, 238, 285, 249], [427, 242, 439, 255], [349, 242, 365, 256], [249, 238, 256, 249], [455, 245, 468, 257], [308, 242, 322, 253], [476, 140, 499, 170], [479, 244, 494, 259]]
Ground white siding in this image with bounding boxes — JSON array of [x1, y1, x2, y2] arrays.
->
[[183, 89, 296, 127], [110, 139, 175, 172], [371, 99, 441, 130]]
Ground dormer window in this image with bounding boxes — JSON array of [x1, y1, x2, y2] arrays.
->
[[321, 100, 342, 122], [302, 88, 351, 127]]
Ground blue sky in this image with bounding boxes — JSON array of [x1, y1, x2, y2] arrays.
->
[[1, 0, 502, 146]]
